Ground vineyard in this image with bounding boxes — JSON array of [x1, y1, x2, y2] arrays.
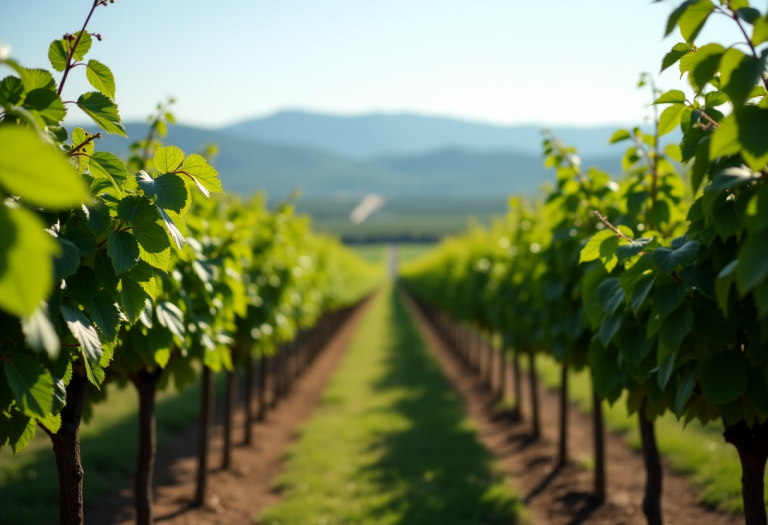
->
[[1, 0, 768, 524]]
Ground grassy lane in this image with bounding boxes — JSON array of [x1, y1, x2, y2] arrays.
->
[[260, 285, 522, 525]]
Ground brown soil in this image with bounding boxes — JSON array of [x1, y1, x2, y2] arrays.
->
[[86, 298, 373, 525], [403, 294, 743, 525]]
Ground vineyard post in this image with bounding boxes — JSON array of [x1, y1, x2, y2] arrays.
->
[[222, 347, 237, 470], [592, 381, 606, 503], [511, 349, 522, 422], [244, 350, 255, 445], [256, 354, 267, 422]]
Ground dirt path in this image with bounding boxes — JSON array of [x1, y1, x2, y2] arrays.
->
[[403, 293, 742, 525], [86, 298, 374, 525]]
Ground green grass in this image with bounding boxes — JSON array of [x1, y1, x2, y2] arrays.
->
[[529, 355, 760, 514], [0, 376, 205, 524], [259, 285, 522, 525], [398, 243, 436, 264], [348, 244, 388, 263]]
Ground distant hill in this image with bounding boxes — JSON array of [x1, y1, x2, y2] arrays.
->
[[82, 114, 629, 198], [220, 110, 673, 160]]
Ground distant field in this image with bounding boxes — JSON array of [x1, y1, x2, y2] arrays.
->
[[346, 244, 436, 268], [295, 197, 509, 242]]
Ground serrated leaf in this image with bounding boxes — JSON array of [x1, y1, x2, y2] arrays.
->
[[737, 230, 768, 295], [47, 40, 69, 72], [81, 199, 111, 235], [21, 304, 59, 359], [659, 303, 694, 352], [652, 281, 688, 317], [133, 215, 171, 258], [8, 411, 36, 455], [136, 171, 188, 212], [580, 230, 615, 263], [54, 238, 80, 281], [157, 207, 186, 249], [107, 230, 140, 275], [716, 260, 738, 315], [678, 0, 715, 43], [88, 151, 127, 193], [658, 353, 676, 390], [61, 229, 96, 258], [596, 278, 624, 316], [0, 76, 25, 106], [674, 365, 697, 418], [735, 106, 768, 171], [154, 146, 184, 174], [89, 290, 120, 340], [22, 88, 66, 125], [631, 275, 656, 314], [93, 250, 118, 293], [687, 43, 724, 92], [0, 206, 59, 317], [85, 59, 115, 100], [700, 351, 748, 405], [68, 31, 92, 61], [720, 48, 764, 107], [117, 195, 153, 225], [178, 154, 223, 197], [60, 304, 103, 385], [120, 278, 148, 325], [616, 237, 655, 261], [3, 354, 54, 419], [653, 240, 699, 273], [654, 89, 687, 104], [76, 92, 126, 137], [0, 126, 89, 208], [661, 43, 693, 73], [658, 104, 685, 137], [65, 266, 99, 305]]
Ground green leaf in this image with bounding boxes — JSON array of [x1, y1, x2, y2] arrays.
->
[[660, 303, 694, 352], [0, 126, 89, 208], [76, 92, 126, 137], [720, 49, 765, 107], [61, 229, 96, 258], [700, 351, 749, 405], [735, 106, 768, 171], [89, 290, 120, 340], [120, 278, 148, 325], [22, 68, 56, 91], [156, 301, 185, 343], [705, 166, 760, 194], [580, 229, 615, 263], [178, 154, 223, 197], [653, 281, 688, 317], [658, 104, 685, 137], [82, 199, 111, 235], [710, 114, 741, 160], [117, 196, 153, 225], [608, 129, 631, 144], [687, 43, 724, 92], [596, 278, 624, 316], [22, 88, 66, 125], [704, 91, 729, 108], [21, 304, 60, 359], [616, 237, 655, 261], [133, 212, 172, 257], [665, 1, 696, 37], [68, 31, 93, 61], [154, 146, 185, 174], [85, 60, 115, 100], [157, 207, 186, 250], [598, 312, 622, 346], [107, 230, 140, 275], [631, 275, 656, 314], [88, 152, 127, 192], [53, 238, 80, 282], [653, 89, 687, 104], [716, 260, 738, 315], [0, 206, 59, 317], [3, 354, 54, 418], [8, 411, 36, 455], [658, 353, 676, 390], [753, 15, 768, 46], [0, 76, 25, 106], [653, 240, 699, 273], [674, 365, 697, 417], [93, 250, 118, 293], [737, 230, 768, 295], [60, 304, 103, 385], [47, 40, 69, 72], [678, 0, 715, 43], [661, 43, 693, 73], [65, 266, 99, 306], [136, 171, 188, 212]]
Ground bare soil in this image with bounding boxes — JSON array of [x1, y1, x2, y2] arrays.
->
[[86, 298, 373, 525], [403, 294, 743, 525]]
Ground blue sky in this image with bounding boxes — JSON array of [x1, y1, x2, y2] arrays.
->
[[1, 0, 754, 128]]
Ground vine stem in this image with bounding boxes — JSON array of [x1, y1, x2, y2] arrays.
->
[[57, 0, 105, 96], [594, 211, 633, 241], [67, 132, 101, 156]]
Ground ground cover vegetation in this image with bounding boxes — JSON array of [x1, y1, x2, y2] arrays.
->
[[0, 2, 381, 525], [401, 1, 768, 524], [259, 285, 523, 525]]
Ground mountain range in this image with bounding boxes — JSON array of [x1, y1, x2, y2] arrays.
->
[[84, 111, 663, 199]]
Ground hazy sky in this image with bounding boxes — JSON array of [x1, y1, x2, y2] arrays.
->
[[1, 0, 755, 128]]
